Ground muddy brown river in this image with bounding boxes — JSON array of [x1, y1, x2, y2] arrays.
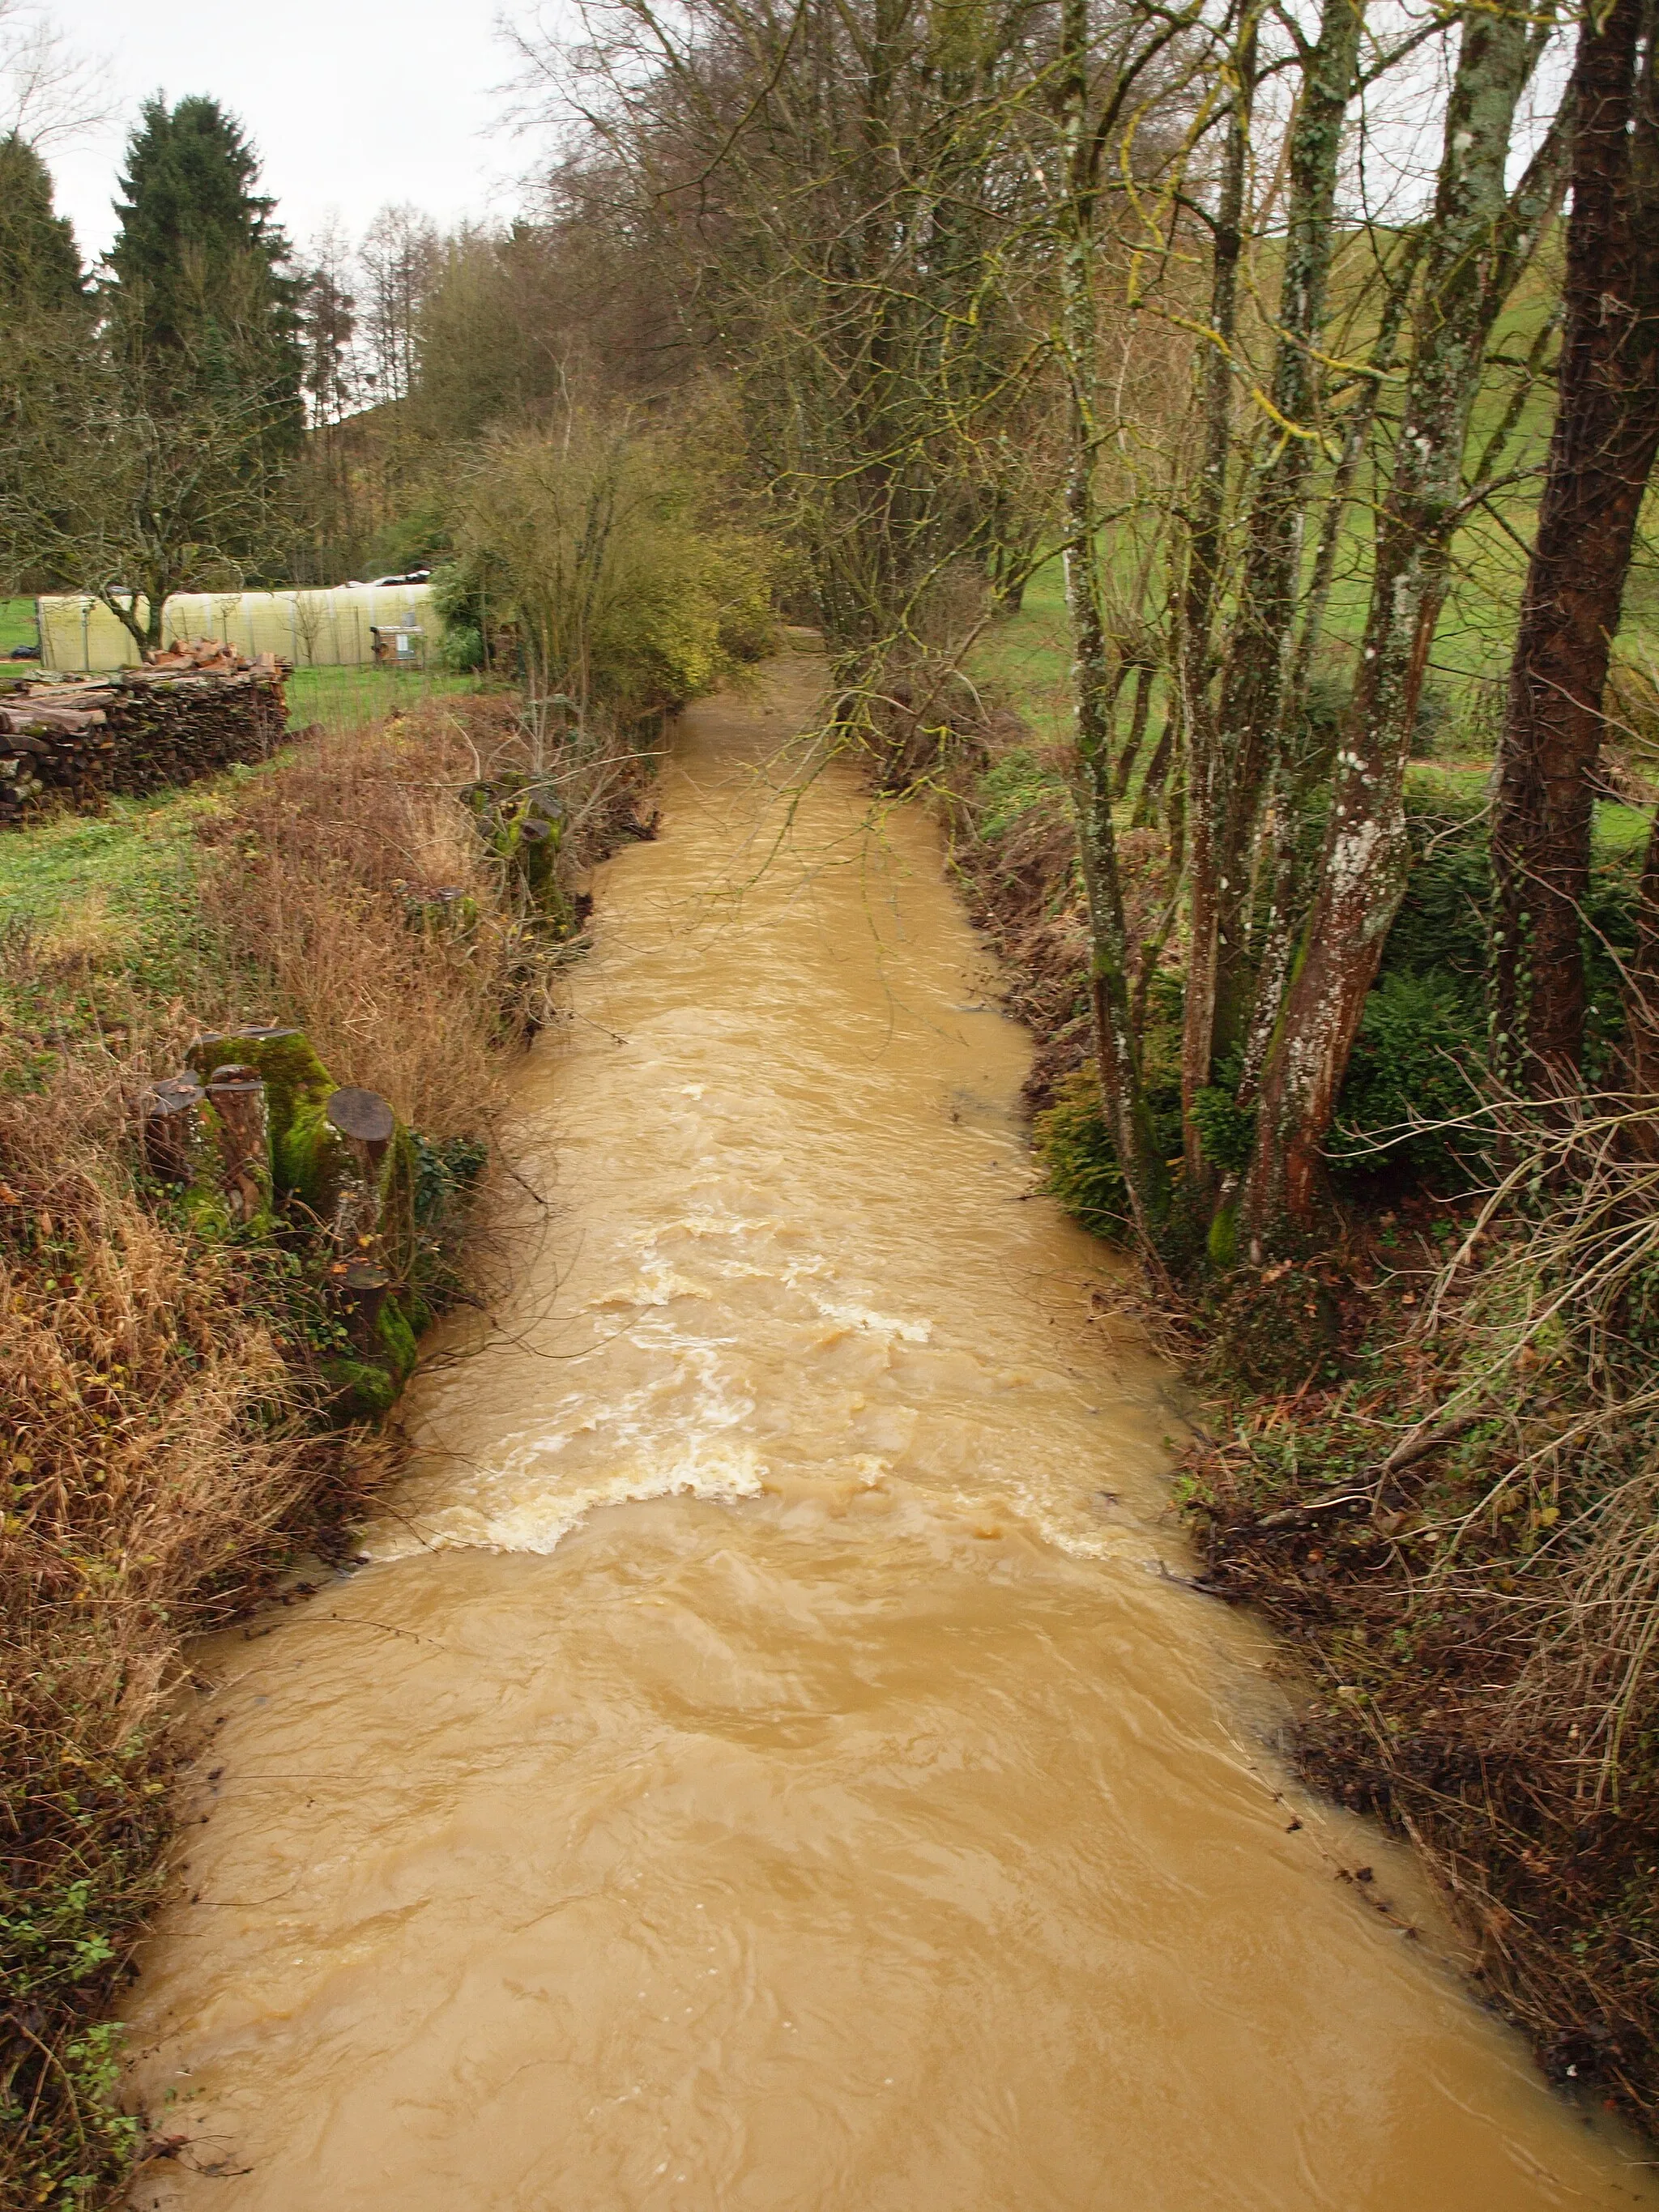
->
[[126, 654, 1656, 2208]]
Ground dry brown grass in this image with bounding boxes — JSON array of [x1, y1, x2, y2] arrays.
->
[[0, 1040, 363, 2211], [193, 704, 532, 1138], [186, 693, 659, 1137], [1183, 1099, 1659, 2128]]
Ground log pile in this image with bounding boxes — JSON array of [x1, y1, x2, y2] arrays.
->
[[0, 648, 288, 829], [145, 640, 284, 677], [0, 693, 113, 823]]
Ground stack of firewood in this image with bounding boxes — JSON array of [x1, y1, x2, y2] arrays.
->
[[144, 640, 285, 678], [0, 693, 113, 825], [0, 648, 288, 828]]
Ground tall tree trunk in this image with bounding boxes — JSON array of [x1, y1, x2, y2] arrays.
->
[[1491, 0, 1659, 1088], [1056, 0, 1168, 1251], [1182, 0, 1363, 1188], [1235, 236, 1423, 1105], [1244, 5, 1564, 1245], [1178, 18, 1256, 1187]]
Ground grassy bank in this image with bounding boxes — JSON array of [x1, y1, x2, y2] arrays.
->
[[896, 638, 1659, 2133], [0, 688, 655, 2209]]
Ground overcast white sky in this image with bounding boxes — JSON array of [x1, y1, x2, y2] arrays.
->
[[42, 0, 554, 266]]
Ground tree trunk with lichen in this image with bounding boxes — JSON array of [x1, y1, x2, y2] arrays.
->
[[1182, 0, 1364, 1196], [1491, 0, 1659, 1090], [1056, 0, 1167, 1251], [1243, 2, 1564, 1249], [1177, 17, 1255, 1191]]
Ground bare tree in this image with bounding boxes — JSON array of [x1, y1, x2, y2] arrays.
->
[[0, 323, 296, 655], [300, 215, 359, 432], [358, 203, 439, 406], [515, 0, 1061, 654], [0, 0, 109, 147]]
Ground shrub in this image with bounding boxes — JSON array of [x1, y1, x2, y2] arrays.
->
[[1380, 794, 1643, 1083], [1033, 1067, 1127, 1233], [429, 559, 488, 671], [1334, 969, 1486, 1183], [454, 409, 776, 720]]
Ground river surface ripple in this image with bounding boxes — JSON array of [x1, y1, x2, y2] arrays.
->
[[126, 654, 1657, 2210]]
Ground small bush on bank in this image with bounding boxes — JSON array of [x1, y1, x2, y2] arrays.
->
[[1336, 970, 1487, 1184], [1033, 1068, 1128, 1232], [453, 408, 777, 722]]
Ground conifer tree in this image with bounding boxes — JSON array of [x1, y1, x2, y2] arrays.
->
[[107, 94, 301, 452], [1, 98, 302, 638], [0, 130, 83, 322]]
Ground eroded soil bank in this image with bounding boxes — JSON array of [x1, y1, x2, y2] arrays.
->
[[123, 657, 1655, 2209]]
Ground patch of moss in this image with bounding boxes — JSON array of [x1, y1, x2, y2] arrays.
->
[[322, 1353, 400, 1421]]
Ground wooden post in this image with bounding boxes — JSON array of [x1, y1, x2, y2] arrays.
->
[[324, 1085, 397, 1252], [203, 1063, 272, 1225], [337, 1258, 392, 1353]]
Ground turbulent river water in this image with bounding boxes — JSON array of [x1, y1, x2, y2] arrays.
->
[[126, 654, 1656, 2210]]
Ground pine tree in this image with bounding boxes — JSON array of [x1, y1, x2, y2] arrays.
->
[[107, 94, 301, 452], [0, 132, 85, 323]]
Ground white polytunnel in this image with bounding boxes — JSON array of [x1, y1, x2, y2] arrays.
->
[[34, 585, 433, 673]]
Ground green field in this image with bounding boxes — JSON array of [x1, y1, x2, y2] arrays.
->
[[285, 663, 482, 733], [0, 786, 209, 926], [970, 560, 1073, 749], [970, 556, 1653, 858], [970, 243, 1655, 784], [0, 779, 233, 1031], [1, 596, 39, 656]]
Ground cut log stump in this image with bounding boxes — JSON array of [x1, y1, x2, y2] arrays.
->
[[203, 1063, 273, 1227], [142, 1075, 205, 1184]]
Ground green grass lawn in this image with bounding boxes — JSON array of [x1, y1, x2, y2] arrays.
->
[[0, 785, 215, 931], [972, 564, 1653, 859], [970, 559, 1073, 749], [0, 779, 236, 1029], [1, 596, 39, 657], [286, 663, 481, 734]]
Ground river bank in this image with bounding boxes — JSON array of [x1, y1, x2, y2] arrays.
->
[[113, 654, 1654, 2209], [0, 691, 655, 2210], [881, 667, 1659, 2137]]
